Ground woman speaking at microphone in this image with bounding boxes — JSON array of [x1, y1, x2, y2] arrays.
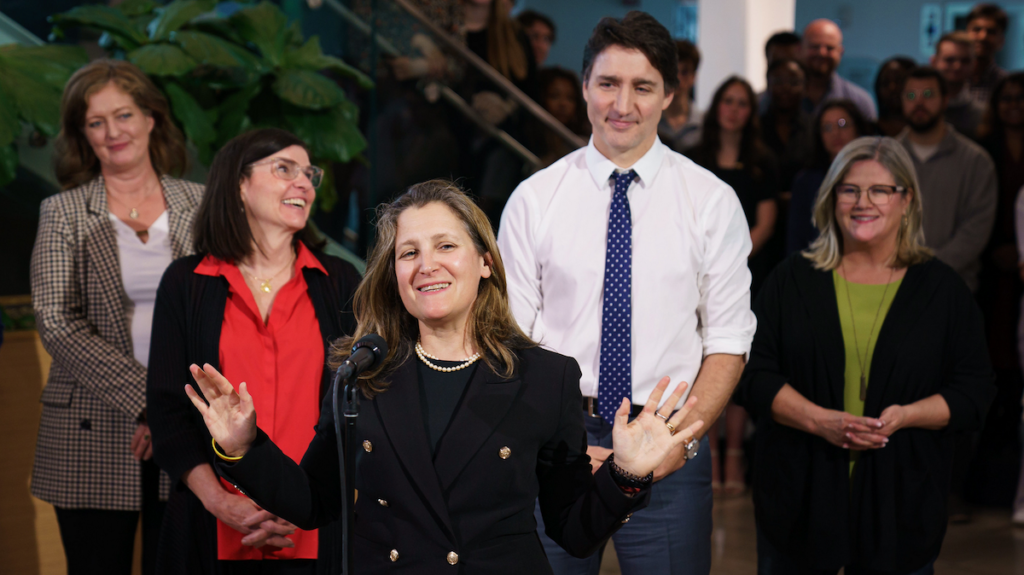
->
[[184, 180, 705, 574], [146, 128, 361, 575]]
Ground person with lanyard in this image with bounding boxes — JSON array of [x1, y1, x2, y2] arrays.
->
[[498, 11, 755, 575], [146, 129, 362, 575], [736, 136, 995, 574], [180, 179, 705, 573]]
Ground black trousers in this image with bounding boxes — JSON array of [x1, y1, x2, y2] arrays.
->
[[55, 459, 166, 575], [219, 559, 317, 575]]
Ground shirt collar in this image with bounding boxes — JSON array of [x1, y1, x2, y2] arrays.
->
[[194, 241, 328, 277], [584, 136, 667, 190]]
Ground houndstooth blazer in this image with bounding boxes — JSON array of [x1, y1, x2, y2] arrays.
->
[[30, 175, 204, 510]]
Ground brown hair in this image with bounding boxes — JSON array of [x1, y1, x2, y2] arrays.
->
[[936, 30, 974, 53], [486, 1, 529, 81], [330, 180, 533, 397], [192, 128, 325, 262], [691, 76, 770, 181], [54, 59, 187, 190], [967, 3, 1008, 33], [582, 11, 679, 94]]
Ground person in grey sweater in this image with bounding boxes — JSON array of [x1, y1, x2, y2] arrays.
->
[[896, 67, 996, 293]]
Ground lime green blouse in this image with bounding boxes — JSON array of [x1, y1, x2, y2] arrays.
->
[[833, 271, 902, 475]]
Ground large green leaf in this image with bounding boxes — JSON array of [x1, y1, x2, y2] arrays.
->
[[215, 83, 262, 145], [0, 45, 89, 91], [173, 30, 262, 73], [0, 90, 20, 149], [148, 0, 215, 41], [0, 61, 62, 136], [284, 37, 373, 89], [165, 82, 216, 147], [230, 2, 287, 66], [190, 18, 246, 46], [128, 44, 198, 76], [117, 0, 158, 17], [286, 106, 367, 164], [0, 144, 17, 187], [50, 6, 148, 46], [273, 70, 345, 110]]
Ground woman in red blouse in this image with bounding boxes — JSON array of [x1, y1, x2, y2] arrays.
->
[[146, 128, 360, 575]]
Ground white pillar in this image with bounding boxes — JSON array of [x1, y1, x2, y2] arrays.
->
[[696, 0, 795, 108]]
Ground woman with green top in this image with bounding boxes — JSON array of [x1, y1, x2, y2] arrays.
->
[[736, 136, 995, 575]]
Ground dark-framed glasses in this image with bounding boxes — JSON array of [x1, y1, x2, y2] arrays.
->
[[250, 157, 324, 188], [821, 118, 848, 133], [834, 184, 906, 205]]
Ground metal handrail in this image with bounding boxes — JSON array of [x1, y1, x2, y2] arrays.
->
[[324, 0, 541, 169], [390, 0, 586, 150]]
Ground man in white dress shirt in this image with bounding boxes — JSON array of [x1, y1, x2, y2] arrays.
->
[[497, 11, 756, 575]]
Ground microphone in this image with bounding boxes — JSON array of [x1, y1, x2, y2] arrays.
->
[[336, 333, 389, 381]]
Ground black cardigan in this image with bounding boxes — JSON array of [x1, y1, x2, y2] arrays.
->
[[147, 248, 360, 575], [735, 253, 995, 573], [215, 348, 650, 574]]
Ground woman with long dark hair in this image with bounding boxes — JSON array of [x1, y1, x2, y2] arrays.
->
[[529, 67, 590, 167], [147, 129, 361, 574], [786, 99, 873, 255], [687, 76, 777, 496]]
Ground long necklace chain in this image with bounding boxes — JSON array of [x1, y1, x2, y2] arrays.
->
[[415, 339, 481, 373], [841, 261, 895, 401], [107, 180, 162, 219], [240, 255, 295, 294]]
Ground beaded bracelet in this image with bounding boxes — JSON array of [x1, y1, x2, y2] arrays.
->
[[212, 438, 244, 462], [607, 454, 653, 490]]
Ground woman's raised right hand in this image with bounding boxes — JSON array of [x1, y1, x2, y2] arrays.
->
[[185, 364, 257, 458]]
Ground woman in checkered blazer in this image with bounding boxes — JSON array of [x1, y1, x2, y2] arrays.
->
[[30, 60, 203, 575]]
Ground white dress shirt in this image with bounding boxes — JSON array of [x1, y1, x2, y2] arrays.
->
[[497, 138, 756, 407], [110, 211, 173, 368]]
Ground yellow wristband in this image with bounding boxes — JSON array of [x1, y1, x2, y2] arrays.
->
[[212, 438, 244, 461]]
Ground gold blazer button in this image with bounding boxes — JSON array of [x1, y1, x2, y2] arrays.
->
[[390, 549, 399, 562], [499, 446, 511, 459], [447, 551, 459, 565], [363, 440, 373, 452], [378, 499, 389, 507]]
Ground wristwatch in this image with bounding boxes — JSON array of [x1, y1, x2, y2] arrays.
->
[[681, 437, 700, 460]]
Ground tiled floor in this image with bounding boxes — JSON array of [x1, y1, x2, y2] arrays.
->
[[598, 495, 1024, 574]]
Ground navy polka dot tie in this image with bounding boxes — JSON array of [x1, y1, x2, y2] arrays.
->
[[597, 169, 637, 423]]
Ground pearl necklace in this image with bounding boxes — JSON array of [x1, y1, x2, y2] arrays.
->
[[415, 340, 481, 373]]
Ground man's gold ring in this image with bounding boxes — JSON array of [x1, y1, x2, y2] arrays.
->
[[665, 422, 676, 435]]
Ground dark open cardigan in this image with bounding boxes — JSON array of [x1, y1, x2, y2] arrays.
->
[[146, 247, 360, 575], [735, 253, 995, 573]]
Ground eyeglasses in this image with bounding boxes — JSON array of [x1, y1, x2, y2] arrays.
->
[[904, 88, 937, 101], [821, 118, 849, 133], [835, 184, 906, 205], [250, 157, 323, 188]]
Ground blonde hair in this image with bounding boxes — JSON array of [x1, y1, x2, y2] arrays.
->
[[330, 180, 533, 397], [486, 1, 528, 81], [803, 136, 932, 270]]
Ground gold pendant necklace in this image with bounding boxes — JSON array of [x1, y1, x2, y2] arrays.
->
[[241, 255, 295, 294], [841, 262, 895, 401]]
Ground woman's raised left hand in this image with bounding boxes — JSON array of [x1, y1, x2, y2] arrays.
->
[[611, 377, 704, 478]]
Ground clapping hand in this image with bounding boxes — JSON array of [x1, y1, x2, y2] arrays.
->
[[185, 364, 257, 458], [610, 377, 704, 478]]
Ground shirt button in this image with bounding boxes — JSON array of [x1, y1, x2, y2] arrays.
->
[[363, 440, 373, 452], [378, 499, 389, 507], [447, 551, 459, 565], [390, 549, 399, 562], [499, 446, 511, 459]]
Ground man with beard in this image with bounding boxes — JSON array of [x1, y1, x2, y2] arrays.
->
[[966, 3, 1009, 105], [932, 31, 986, 139], [896, 66, 997, 293], [800, 19, 876, 121]]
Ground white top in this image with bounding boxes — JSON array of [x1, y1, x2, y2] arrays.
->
[[909, 141, 940, 163], [110, 211, 173, 368], [497, 138, 757, 407]]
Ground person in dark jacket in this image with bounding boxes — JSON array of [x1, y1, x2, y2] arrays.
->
[[183, 180, 706, 574], [736, 136, 995, 574], [147, 129, 361, 575]]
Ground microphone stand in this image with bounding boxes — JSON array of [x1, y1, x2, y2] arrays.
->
[[332, 366, 361, 575]]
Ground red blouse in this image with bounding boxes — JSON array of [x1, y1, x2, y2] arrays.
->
[[194, 243, 326, 561]]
